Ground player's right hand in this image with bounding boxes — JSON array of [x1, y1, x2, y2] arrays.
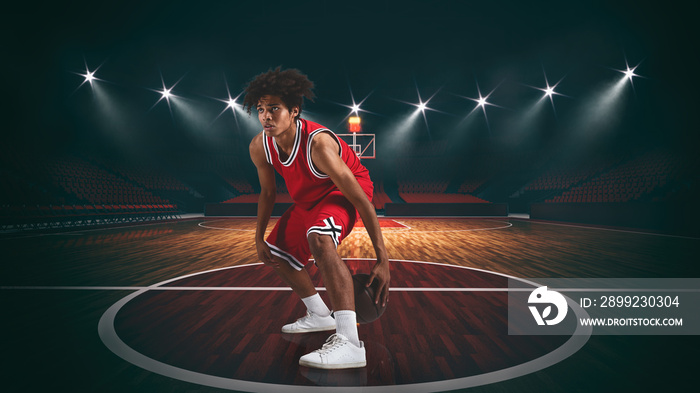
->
[[256, 240, 279, 267]]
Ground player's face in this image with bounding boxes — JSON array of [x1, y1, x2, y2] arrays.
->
[[257, 95, 298, 137]]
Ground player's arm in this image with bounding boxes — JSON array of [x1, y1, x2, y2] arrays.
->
[[249, 133, 279, 267], [311, 133, 390, 306]]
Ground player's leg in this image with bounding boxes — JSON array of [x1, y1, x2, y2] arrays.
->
[[302, 192, 360, 317], [269, 254, 316, 298], [306, 232, 355, 311], [299, 234, 365, 369], [266, 205, 335, 333], [268, 253, 336, 333], [307, 234, 359, 346]]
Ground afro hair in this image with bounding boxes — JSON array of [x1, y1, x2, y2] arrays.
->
[[243, 67, 315, 119]]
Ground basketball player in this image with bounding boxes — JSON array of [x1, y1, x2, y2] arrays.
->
[[245, 68, 390, 369]]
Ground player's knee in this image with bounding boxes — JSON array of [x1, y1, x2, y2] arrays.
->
[[307, 232, 335, 255]]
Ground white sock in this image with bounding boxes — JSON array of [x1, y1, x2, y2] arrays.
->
[[301, 293, 331, 317], [334, 310, 360, 347]]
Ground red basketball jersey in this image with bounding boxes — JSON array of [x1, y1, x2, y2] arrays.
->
[[262, 118, 373, 210]]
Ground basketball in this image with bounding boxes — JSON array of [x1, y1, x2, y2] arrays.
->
[[352, 273, 387, 324]]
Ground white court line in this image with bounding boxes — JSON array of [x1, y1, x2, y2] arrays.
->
[[5, 286, 697, 292], [346, 220, 512, 234], [388, 219, 411, 229], [521, 219, 700, 240], [355, 218, 411, 231], [198, 219, 513, 234], [198, 219, 413, 232], [383, 220, 513, 233], [197, 220, 255, 231], [0, 286, 294, 291], [0, 286, 531, 292], [96, 259, 591, 393]]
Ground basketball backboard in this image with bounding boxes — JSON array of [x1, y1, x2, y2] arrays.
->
[[337, 133, 376, 159]]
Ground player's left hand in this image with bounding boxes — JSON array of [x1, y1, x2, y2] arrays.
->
[[367, 258, 390, 307]]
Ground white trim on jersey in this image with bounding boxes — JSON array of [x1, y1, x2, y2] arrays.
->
[[273, 119, 302, 167], [306, 217, 343, 248], [263, 134, 272, 165], [306, 129, 342, 179], [265, 241, 304, 271]]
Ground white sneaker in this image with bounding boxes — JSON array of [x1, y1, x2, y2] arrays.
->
[[281, 311, 336, 333], [298, 333, 366, 369]]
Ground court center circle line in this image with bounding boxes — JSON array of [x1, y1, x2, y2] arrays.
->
[[198, 220, 256, 231], [381, 220, 513, 233], [98, 259, 591, 392], [197, 219, 513, 233]]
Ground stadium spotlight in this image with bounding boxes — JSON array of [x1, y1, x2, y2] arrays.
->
[[211, 78, 255, 131], [214, 75, 244, 116], [538, 83, 561, 115], [216, 93, 243, 117], [393, 84, 442, 137], [623, 67, 637, 81], [463, 81, 497, 113], [339, 95, 371, 118], [544, 85, 555, 97], [538, 69, 560, 98], [613, 58, 643, 90], [161, 87, 172, 101], [153, 74, 181, 105], [74, 60, 103, 92], [407, 83, 443, 116], [525, 68, 568, 115], [457, 80, 502, 132], [472, 93, 493, 130], [333, 89, 374, 130], [149, 73, 182, 115], [464, 92, 495, 112], [336, 78, 372, 118], [84, 70, 96, 85]]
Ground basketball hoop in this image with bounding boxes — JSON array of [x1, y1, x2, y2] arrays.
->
[[340, 116, 375, 158]]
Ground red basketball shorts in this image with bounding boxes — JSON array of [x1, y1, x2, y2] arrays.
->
[[265, 190, 361, 271]]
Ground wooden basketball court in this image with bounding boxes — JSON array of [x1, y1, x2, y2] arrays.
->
[[2, 217, 698, 392]]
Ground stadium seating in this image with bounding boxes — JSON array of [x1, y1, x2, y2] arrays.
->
[[0, 155, 181, 231], [2, 142, 694, 232], [545, 151, 682, 203], [394, 151, 490, 204], [223, 194, 294, 203], [371, 182, 393, 210], [399, 193, 489, 203]]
